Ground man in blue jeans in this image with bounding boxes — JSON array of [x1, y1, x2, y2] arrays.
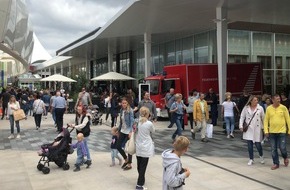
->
[[264, 94, 290, 170]]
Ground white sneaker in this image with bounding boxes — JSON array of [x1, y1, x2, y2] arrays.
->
[[261, 140, 265, 145], [260, 156, 265, 164], [227, 135, 230, 138], [8, 134, 14, 139], [16, 134, 21, 139], [248, 159, 254, 166], [230, 133, 234, 138]]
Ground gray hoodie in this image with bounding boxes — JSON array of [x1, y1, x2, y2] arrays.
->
[[162, 149, 186, 190]]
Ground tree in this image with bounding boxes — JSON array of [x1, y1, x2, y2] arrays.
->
[[70, 72, 89, 101]]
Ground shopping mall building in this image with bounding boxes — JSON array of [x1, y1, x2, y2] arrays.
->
[[34, 0, 290, 102]]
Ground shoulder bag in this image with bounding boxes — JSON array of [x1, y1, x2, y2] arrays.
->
[[33, 100, 41, 116], [125, 131, 136, 155], [243, 109, 258, 132], [13, 109, 26, 121]]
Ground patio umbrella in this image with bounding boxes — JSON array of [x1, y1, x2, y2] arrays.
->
[[91, 72, 136, 92], [91, 71, 136, 81], [40, 74, 77, 82]]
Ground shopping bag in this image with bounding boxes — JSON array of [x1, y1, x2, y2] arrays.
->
[[206, 124, 213, 138], [125, 132, 136, 155], [13, 109, 26, 121]]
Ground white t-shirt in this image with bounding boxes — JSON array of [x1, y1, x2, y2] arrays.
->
[[222, 101, 236, 117], [104, 97, 111, 108]]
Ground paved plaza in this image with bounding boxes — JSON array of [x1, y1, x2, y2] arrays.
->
[[0, 113, 290, 190]]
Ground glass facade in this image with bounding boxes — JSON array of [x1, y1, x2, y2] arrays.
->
[[227, 30, 290, 94], [91, 58, 108, 78], [86, 29, 290, 95]]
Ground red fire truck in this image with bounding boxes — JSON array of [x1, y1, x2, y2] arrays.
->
[[144, 63, 263, 117]]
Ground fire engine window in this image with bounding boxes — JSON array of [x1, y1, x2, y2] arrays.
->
[[146, 80, 159, 95], [162, 80, 175, 94]]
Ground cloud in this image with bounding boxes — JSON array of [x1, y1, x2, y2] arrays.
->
[[26, 0, 130, 56]]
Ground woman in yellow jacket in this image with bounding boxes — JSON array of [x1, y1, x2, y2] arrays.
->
[[193, 93, 209, 142]]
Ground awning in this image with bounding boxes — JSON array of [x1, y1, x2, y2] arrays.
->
[[33, 56, 72, 71]]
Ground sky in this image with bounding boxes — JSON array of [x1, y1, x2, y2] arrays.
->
[[26, 0, 130, 56]]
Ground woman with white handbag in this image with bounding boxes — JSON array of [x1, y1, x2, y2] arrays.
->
[[135, 106, 155, 190], [33, 93, 46, 130], [7, 95, 21, 139], [116, 98, 134, 171], [239, 95, 265, 166]]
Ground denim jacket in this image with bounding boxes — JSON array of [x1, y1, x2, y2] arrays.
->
[[119, 108, 134, 134]]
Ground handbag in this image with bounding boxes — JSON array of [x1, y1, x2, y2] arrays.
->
[[243, 109, 258, 132], [13, 109, 26, 121], [125, 131, 136, 155], [206, 124, 213, 138], [33, 100, 41, 116]]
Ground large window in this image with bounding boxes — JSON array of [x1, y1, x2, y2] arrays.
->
[[228, 30, 250, 56], [165, 41, 175, 65], [258, 56, 272, 94], [275, 34, 290, 94], [151, 46, 161, 73], [182, 36, 193, 63], [119, 51, 131, 76], [175, 39, 182, 64], [91, 58, 108, 77], [194, 32, 209, 63], [228, 55, 249, 63]]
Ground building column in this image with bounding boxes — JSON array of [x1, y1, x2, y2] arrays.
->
[[48, 67, 51, 90], [86, 57, 90, 79], [69, 60, 72, 91], [60, 63, 63, 89], [272, 33, 276, 94], [54, 65, 57, 90], [108, 44, 114, 92], [216, 5, 227, 104], [108, 44, 114, 72], [144, 32, 152, 77]]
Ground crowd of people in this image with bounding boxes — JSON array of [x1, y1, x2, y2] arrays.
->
[[1, 84, 290, 189], [164, 87, 290, 172]]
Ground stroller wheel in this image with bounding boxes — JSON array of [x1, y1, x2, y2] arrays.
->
[[37, 163, 44, 171], [42, 167, 50, 174], [63, 163, 70, 170]]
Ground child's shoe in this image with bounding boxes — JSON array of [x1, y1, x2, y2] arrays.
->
[[136, 185, 147, 190], [73, 164, 80, 172], [110, 162, 115, 167], [85, 160, 92, 168]]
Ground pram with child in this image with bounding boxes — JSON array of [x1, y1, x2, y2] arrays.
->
[[37, 128, 74, 174], [88, 105, 103, 125]]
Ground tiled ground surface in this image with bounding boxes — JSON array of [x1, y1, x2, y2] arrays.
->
[[0, 114, 290, 190], [0, 114, 273, 158]]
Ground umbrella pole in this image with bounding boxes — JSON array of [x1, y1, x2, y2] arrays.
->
[[110, 80, 112, 92]]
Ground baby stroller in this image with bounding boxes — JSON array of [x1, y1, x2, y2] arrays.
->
[[89, 105, 103, 125], [37, 128, 74, 174]]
